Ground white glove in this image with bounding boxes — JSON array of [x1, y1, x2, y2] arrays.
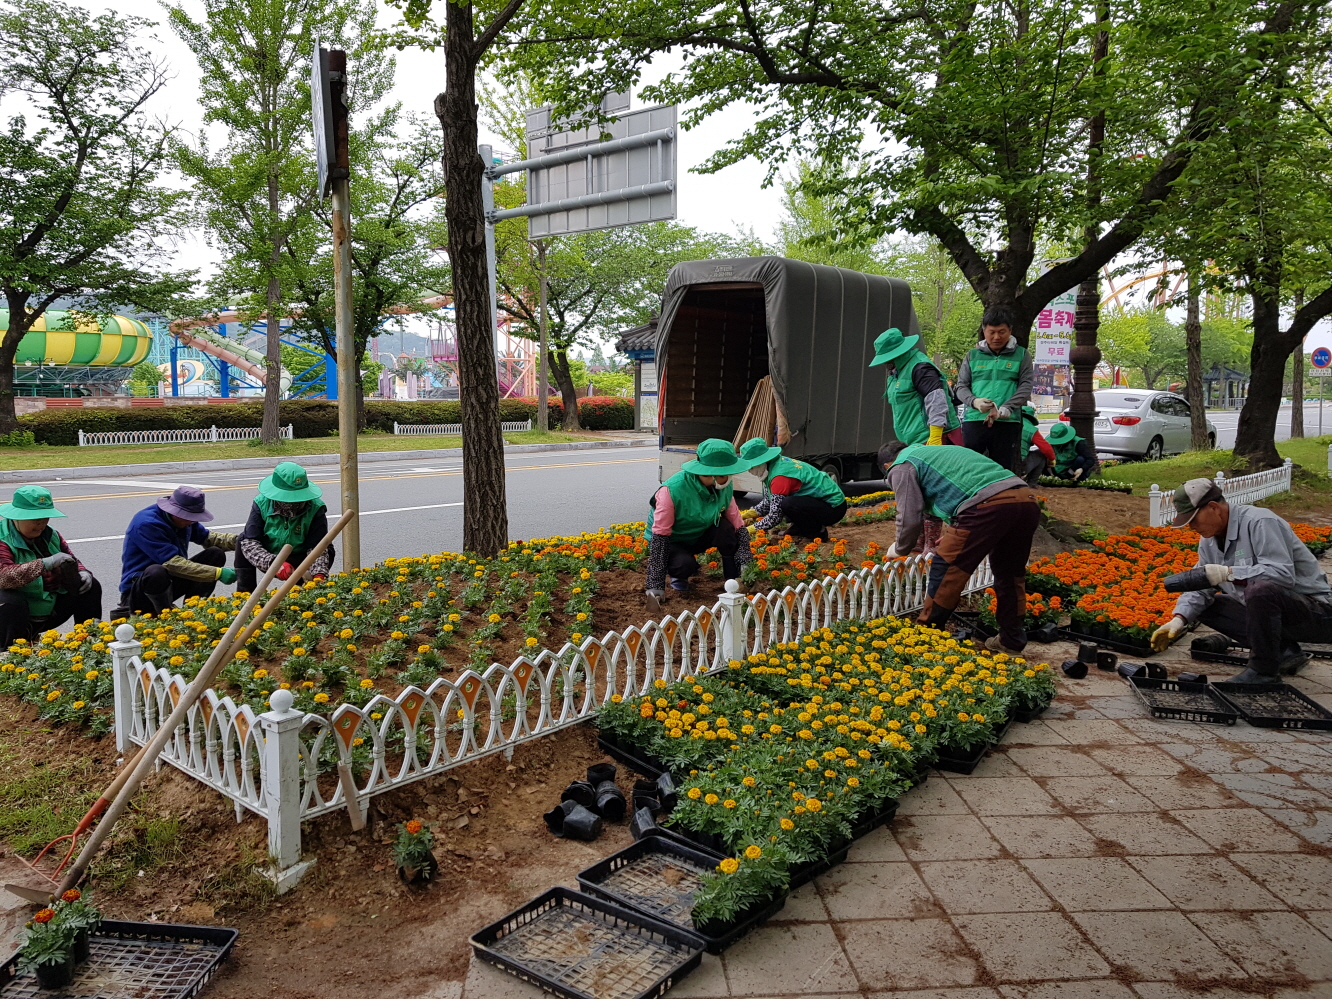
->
[[973, 398, 996, 413], [1203, 564, 1233, 586], [645, 589, 664, 613], [1070, 467, 1085, 481], [1150, 615, 1188, 653], [884, 542, 903, 558], [78, 570, 94, 594], [996, 406, 1011, 419]]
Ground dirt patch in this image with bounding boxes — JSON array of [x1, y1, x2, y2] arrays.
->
[[1038, 489, 1150, 536]]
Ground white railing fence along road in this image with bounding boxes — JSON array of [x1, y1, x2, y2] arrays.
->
[[393, 420, 531, 436], [79, 425, 294, 447], [1148, 458, 1293, 527], [110, 551, 993, 889]]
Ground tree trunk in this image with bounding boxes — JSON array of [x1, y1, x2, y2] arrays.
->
[[551, 348, 582, 431], [1233, 290, 1290, 470], [1291, 290, 1304, 439], [436, 0, 508, 556], [1184, 275, 1209, 449]]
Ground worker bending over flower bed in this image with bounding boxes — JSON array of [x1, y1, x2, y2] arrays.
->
[[738, 437, 847, 542]]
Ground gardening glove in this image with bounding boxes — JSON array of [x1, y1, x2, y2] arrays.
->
[[275, 561, 294, 581], [740, 507, 759, 522], [78, 570, 93, 594], [884, 542, 903, 559], [973, 398, 995, 413], [217, 567, 237, 584], [1150, 615, 1188, 653], [41, 552, 76, 572], [1203, 564, 1233, 586], [926, 425, 945, 446], [1070, 467, 1085, 481], [312, 574, 326, 581], [645, 589, 664, 613]]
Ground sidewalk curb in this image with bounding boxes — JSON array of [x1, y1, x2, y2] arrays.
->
[[0, 437, 658, 484]]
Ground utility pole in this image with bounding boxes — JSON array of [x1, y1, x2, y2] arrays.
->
[[316, 45, 360, 570], [536, 240, 549, 431]]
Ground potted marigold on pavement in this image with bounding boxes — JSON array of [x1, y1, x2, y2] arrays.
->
[[54, 888, 101, 964], [690, 844, 790, 941], [394, 818, 438, 883], [18, 905, 76, 990]]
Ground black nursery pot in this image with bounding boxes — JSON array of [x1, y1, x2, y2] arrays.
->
[[1077, 641, 1099, 664], [561, 803, 603, 841], [35, 954, 75, 990], [73, 927, 90, 964], [633, 792, 661, 815], [595, 781, 627, 822], [1179, 672, 1209, 684], [655, 773, 678, 812], [629, 806, 657, 840], [561, 780, 597, 809], [1117, 661, 1146, 679], [587, 762, 617, 785], [1096, 651, 1118, 672], [544, 799, 578, 835], [397, 853, 439, 884], [1062, 659, 1088, 680]]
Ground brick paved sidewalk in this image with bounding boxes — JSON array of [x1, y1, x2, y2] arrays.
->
[[456, 634, 1332, 999]]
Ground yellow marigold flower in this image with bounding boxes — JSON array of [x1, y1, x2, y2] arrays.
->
[[742, 775, 756, 787], [915, 724, 927, 734], [525, 637, 538, 647], [84, 670, 99, 680], [314, 692, 330, 703], [46, 690, 60, 701], [806, 798, 822, 812], [847, 776, 860, 787], [687, 787, 702, 800], [73, 700, 85, 709], [718, 858, 739, 875], [723, 799, 737, 809], [780, 818, 795, 831], [340, 628, 354, 639], [359, 679, 374, 689], [704, 793, 719, 805], [488, 613, 501, 624], [744, 845, 762, 860]]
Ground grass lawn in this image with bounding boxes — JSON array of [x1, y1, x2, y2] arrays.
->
[[1096, 435, 1332, 495], [0, 429, 606, 472]]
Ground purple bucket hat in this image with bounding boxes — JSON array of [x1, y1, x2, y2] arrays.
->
[[157, 485, 214, 523]]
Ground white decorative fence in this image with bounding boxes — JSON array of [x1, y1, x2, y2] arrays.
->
[[1148, 458, 1293, 527], [78, 425, 294, 447], [392, 420, 531, 436], [110, 551, 992, 888]]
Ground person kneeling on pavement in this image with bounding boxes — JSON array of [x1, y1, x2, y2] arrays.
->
[[236, 462, 333, 593], [0, 486, 101, 646], [1150, 478, 1331, 682], [644, 439, 753, 613], [116, 486, 236, 617], [1045, 421, 1097, 481], [881, 441, 1041, 654], [738, 437, 847, 542]]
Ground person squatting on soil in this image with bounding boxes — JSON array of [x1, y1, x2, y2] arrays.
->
[[738, 437, 847, 542], [1020, 406, 1056, 484], [881, 442, 1041, 654], [1045, 422, 1097, 481], [0, 485, 101, 646], [1150, 479, 1331, 681], [235, 462, 333, 593], [869, 326, 962, 554], [954, 307, 1034, 473], [114, 486, 237, 617], [644, 439, 753, 613]]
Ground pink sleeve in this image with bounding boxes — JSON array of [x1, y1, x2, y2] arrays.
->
[[651, 485, 675, 535], [724, 500, 745, 530]]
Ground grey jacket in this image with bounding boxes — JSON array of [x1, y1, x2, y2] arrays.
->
[[1173, 504, 1332, 622], [955, 338, 1034, 417]]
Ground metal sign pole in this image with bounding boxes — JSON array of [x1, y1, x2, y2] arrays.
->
[[537, 240, 549, 431], [480, 144, 499, 350]]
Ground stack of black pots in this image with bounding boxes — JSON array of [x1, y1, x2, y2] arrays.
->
[[543, 762, 629, 841]]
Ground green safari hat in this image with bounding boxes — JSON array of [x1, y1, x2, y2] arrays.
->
[[1021, 405, 1039, 425], [738, 437, 782, 467], [1046, 421, 1077, 445], [682, 439, 750, 476], [258, 461, 323, 503], [868, 327, 920, 367], [0, 484, 66, 520]]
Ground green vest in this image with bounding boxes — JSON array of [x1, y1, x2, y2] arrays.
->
[[1021, 418, 1038, 453], [896, 444, 1017, 522], [1052, 436, 1084, 473], [884, 350, 960, 446], [255, 497, 324, 553], [963, 344, 1026, 422], [0, 520, 62, 617], [647, 471, 733, 544], [766, 457, 845, 507]]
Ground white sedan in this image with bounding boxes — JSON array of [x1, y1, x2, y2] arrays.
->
[[1058, 389, 1217, 460]]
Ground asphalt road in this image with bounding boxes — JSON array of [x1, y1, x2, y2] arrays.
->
[[11, 446, 661, 599], [1208, 402, 1332, 449]]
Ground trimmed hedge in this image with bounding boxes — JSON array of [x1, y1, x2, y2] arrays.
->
[[19, 396, 635, 445]]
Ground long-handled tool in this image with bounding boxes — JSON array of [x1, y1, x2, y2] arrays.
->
[[50, 510, 354, 895], [3, 542, 301, 905]]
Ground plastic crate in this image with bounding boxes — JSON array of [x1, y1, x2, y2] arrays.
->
[[1127, 675, 1237, 725], [577, 836, 786, 954], [597, 734, 667, 780], [471, 888, 703, 999], [0, 920, 237, 999], [934, 718, 1013, 775], [1058, 628, 1154, 657], [1212, 682, 1332, 731]]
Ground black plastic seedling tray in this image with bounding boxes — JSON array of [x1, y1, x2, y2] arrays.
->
[[934, 718, 1013, 775], [577, 836, 785, 955], [0, 920, 238, 999], [1191, 644, 1332, 668], [1059, 628, 1155, 657], [471, 887, 703, 999], [598, 734, 667, 780], [1212, 682, 1332, 731], [1127, 675, 1238, 725]]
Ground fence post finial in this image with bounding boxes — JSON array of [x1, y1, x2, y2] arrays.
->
[[718, 579, 748, 665], [257, 688, 313, 892], [109, 622, 142, 756], [1148, 484, 1162, 527]]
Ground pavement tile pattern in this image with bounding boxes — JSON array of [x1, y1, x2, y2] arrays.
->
[[459, 636, 1332, 999]]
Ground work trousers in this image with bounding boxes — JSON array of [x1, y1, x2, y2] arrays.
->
[[0, 579, 103, 647], [1023, 450, 1048, 485], [773, 496, 847, 541], [919, 487, 1042, 651], [668, 521, 742, 585], [963, 420, 1022, 473], [1197, 582, 1332, 676], [118, 547, 227, 616]]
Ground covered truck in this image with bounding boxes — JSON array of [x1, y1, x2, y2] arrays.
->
[[653, 256, 919, 488]]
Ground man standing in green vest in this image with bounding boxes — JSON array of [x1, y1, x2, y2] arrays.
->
[[1045, 422, 1097, 481], [868, 327, 962, 447], [880, 440, 1040, 653], [955, 307, 1033, 471], [0, 485, 101, 647], [644, 439, 753, 612], [737, 438, 847, 541]]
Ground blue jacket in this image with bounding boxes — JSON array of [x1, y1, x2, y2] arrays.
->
[[119, 505, 210, 593]]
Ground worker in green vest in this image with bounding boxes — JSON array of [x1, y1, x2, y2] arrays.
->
[[235, 463, 334, 592], [1020, 406, 1056, 483], [1045, 422, 1097, 481], [0, 485, 101, 647], [868, 327, 961, 447], [737, 437, 847, 541], [644, 439, 753, 612], [880, 440, 1040, 654], [955, 307, 1033, 471]]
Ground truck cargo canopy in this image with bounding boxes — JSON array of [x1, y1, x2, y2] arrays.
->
[[654, 256, 919, 455]]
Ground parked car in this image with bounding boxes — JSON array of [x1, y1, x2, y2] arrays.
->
[[1058, 389, 1216, 460]]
